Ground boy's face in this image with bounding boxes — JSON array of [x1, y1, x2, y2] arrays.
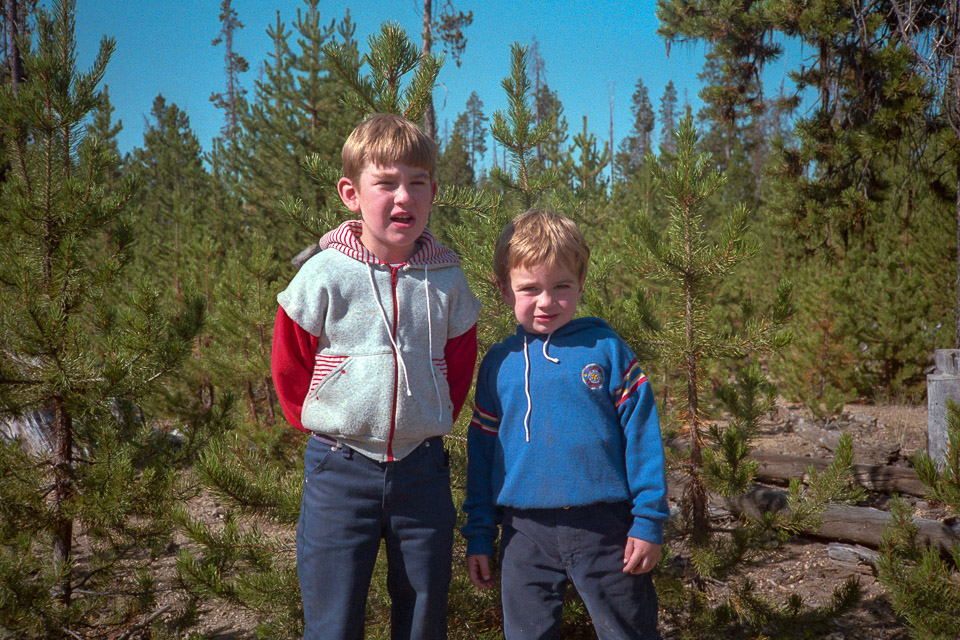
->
[[337, 162, 436, 263], [498, 261, 583, 335]]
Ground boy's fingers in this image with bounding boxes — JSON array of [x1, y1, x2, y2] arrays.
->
[[467, 555, 494, 589]]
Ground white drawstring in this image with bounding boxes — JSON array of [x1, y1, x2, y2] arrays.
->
[[424, 264, 443, 421], [522, 332, 560, 444], [367, 264, 412, 396], [522, 336, 532, 443], [542, 332, 559, 363]]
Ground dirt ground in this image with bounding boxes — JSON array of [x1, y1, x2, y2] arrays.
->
[[166, 402, 935, 639], [661, 401, 932, 640]]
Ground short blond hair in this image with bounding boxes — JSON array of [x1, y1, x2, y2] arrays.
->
[[342, 113, 438, 183], [493, 210, 590, 285]]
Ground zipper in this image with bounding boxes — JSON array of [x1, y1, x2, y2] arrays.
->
[[386, 265, 401, 461]]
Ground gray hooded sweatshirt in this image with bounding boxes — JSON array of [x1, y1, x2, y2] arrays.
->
[[277, 220, 481, 461]]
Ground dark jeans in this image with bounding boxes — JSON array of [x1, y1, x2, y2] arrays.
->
[[297, 435, 456, 640], [500, 502, 661, 640]]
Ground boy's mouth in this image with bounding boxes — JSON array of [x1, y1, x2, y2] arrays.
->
[[390, 213, 415, 226]]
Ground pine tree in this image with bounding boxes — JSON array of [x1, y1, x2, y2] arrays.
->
[[228, 1, 357, 255], [128, 96, 212, 294], [482, 45, 561, 215], [0, 2, 203, 635], [877, 400, 960, 639], [657, 0, 778, 163], [570, 114, 610, 216], [463, 90, 488, 172], [659, 79, 678, 157], [532, 82, 569, 172], [433, 111, 475, 240], [617, 76, 655, 176], [210, 0, 249, 141], [891, 0, 960, 348], [613, 77, 658, 220], [127, 95, 218, 421], [439, 112, 475, 188], [420, 0, 473, 140], [83, 84, 122, 188], [659, 0, 952, 406], [630, 116, 867, 636]]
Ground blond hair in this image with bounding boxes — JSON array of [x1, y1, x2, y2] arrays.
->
[[493, 210, 590, 285], [341, 113, 438, 183]]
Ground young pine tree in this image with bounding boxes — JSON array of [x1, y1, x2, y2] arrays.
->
[[0, 2, 203, 636], [632, 116, 865, 637], [877, 400, 960, 640], [228, 1, 357, 255]]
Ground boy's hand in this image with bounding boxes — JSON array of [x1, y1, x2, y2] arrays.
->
[[623, 537, 661, 574], [467, 554, 495, 589]]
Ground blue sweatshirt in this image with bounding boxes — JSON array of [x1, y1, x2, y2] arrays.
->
[[461, 317, 669, 557]]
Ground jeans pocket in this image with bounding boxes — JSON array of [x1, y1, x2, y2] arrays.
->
[[304, 437, 334, 478], [436, 443, 452, 474]]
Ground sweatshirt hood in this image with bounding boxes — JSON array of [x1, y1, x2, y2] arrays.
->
[[515, 316, 611, 341], [319, 220, 461, 268]]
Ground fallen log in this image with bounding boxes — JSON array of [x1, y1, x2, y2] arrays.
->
[[727, 485, 960, 556], [791, 417, 841, 452], [826, 542, 879, 568], [749, 451, 927, 497]]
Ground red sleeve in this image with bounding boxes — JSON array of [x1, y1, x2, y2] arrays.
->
[[443, 323, 478, 421], [271, 306, 319, 433]]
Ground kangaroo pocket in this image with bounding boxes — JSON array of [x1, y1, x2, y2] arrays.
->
[[300, 353, 395, 442], [394, 354, 454, 441], [300, 351, 454, 445]]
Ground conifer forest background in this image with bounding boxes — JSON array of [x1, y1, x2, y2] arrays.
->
[[1, 0, 960, 638]]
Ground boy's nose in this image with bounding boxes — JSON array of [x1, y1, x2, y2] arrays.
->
[[394, 184, 413, 203], [537, 292, 556, 307]]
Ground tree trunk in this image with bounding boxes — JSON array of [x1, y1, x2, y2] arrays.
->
[[263, 377, 277, 426], [608, 86, 615, 185], [748, 450, 927, 497], [6, 0, 21, 91], [246, 378, 260, 426], [725, 485, 960, 556], [51, 395, 74, 607], [224, 0, 237, 139], [421, 0, 436, 141], [683, 208, 709, 543]]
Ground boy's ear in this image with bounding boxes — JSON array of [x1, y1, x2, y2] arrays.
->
[[431, 180, 438, 201], [496, 278, 511, 302], [337, 177, 361, 213]]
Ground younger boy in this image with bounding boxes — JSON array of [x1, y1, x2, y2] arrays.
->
[[272, 113, 481, 640], [461, 210, 668, 640]]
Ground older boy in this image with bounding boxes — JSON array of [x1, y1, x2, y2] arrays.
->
[[461, 210, 668, 640], [272, 113, 481, 640]]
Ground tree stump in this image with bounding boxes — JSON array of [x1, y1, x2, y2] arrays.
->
[[928, 349, 960, 467]]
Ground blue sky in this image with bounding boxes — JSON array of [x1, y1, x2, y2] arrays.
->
[[74, 1, 804, 169]]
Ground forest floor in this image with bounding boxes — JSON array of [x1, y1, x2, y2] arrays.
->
[[657, 401, 932, 640], [167, 401, 933, 639]]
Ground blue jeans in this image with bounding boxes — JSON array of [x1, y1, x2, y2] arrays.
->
[[297, 435, 456, 640], [500, 502, 661, 640]]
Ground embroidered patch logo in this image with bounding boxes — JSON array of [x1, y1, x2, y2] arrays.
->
[[581, 364, 604, 389]]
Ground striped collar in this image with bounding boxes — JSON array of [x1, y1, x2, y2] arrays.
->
[[319, 220, 460, 267]]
